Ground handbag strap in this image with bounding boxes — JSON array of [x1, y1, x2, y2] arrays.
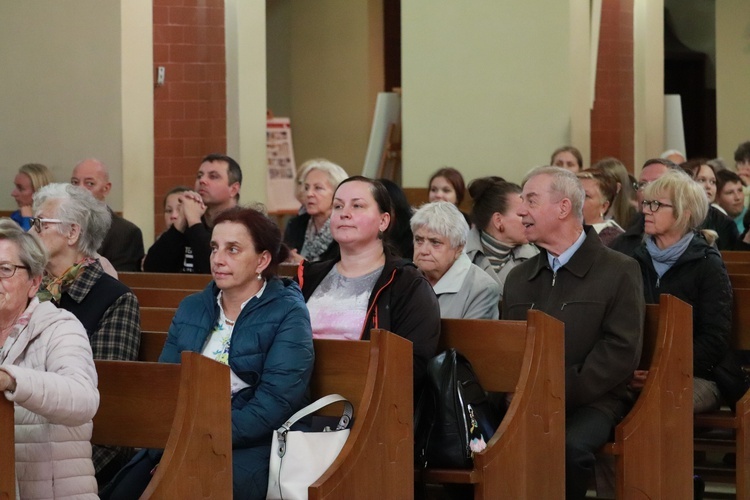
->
[[280, 393, 353, 433]]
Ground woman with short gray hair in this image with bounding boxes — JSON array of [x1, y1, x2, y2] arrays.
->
[[31, 183, 141, 488], [411, 201, 500, 319]]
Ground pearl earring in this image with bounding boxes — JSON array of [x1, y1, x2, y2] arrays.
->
[[257, 273, 262, 281]]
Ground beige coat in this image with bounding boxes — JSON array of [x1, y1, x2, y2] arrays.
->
[[0, 299, 99, 499]]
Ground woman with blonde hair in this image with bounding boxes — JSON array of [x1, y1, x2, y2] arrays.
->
[[10, 163, 53, 231], [591, 157, 638, 228], [284, 158, 349, 263], [632, 169, 731, 413]]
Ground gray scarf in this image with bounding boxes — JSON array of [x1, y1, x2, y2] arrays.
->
[[300, 217, 333, 262], [645, 232, 693, 277]]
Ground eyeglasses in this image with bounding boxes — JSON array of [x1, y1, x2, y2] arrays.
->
[[29, 217, 63, 233], [641, 200, 674, 212], [0, 262, 29, 279]]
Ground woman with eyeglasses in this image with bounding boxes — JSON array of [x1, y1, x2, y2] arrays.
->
[[682, 159, 740, 250], [631, 170, 732, 413], [0, 218, 99, 498], [31, 183, 140, 489]]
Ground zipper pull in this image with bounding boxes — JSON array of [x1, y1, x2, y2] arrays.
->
[[656, 277, 660, 288], [552, 271, 557, 286]]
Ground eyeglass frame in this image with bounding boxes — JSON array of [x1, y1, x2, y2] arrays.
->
[[0, 262, 30, 279], [641, 199, 674, 213], [29, 217, 64, 234]]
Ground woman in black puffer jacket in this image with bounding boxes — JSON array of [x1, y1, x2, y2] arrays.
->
[[632, 169, 732, 413]]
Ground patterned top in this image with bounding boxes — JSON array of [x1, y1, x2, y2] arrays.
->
[[202, 283, 267, 394]]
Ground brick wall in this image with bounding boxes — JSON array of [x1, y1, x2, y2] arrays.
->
[[153, 0, 226, 235], [590, 0, 634, 172]]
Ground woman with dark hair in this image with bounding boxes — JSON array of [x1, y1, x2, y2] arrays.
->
[[298, 176, 440, 391], [551, 145, 583, 173], [106, 207, 314, 499], [428, 167, 466, 206], [142, 186, 212, 272], [378, 178, 414, 259], [682, 159, 739, 250], [464, 177, 538, 297]]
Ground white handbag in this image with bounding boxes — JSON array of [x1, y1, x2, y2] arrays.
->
[[266, 394, 353, 500]]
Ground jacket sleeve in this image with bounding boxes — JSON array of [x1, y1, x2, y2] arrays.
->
[[184, 223, 212, 274], [461, 275, 501, 320], [230, 301, 314, 448], [390, 270, 441, 389], [91, 292, 141, 361], [143, 226, 187, 272], [2, 318, 99, 426], [694, 254, 732, 377], [566, 257, 644, 410]]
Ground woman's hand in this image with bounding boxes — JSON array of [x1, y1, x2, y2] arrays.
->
[[0, 370, 16, 392], [286, 249, 304, 264], [628, 369, 649, 392]]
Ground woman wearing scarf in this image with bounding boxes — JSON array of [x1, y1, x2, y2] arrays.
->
[[30, 183, 140, 488], [284, 159, 349, 264], [463, 177, 538, 299], [632, 170, 732, 413]]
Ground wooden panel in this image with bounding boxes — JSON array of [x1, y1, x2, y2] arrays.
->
[[0, 397, 14, 500], [722, 251, 750, 263], [132, 288, 195, 308], [140, 331, 168, 362], [119, 272, 211, 290], [140, 307, 177, 332]]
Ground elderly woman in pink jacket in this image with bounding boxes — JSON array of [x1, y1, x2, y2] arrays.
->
[[0, 219, 99, 499]]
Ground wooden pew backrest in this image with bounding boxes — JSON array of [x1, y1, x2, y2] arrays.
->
[[0, 396, 14, 500], [140, 307, 176, 333], [93, 352, 232, 497], [424, 311, 566, 498], [119, 272, 211, 290], [308, 330, 413, 500], [132, 287, 195, 309], [722, 251, 750, 263], [603, 294, 693, 498]]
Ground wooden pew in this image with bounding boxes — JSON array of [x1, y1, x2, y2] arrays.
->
[[694, 286, 750, 497], [722, 251, 750, 263], [132, 287, 196, 308], [93, 352, 232, 497], [724, 262, 750, 275], [140, 331, 168, 362], [599, 294, 693, 498], [119, 272, 211, 290], [420, 310, 566, 499], [729, 273, 750, 289], [141, 307, 177, 332], [0, 395, 14, 500], [309, 329, 413, 499]]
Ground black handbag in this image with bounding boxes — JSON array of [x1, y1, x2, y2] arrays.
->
[[414, 349, 504, 469]]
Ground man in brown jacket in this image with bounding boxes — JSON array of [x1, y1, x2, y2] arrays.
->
[[503, 166, 644, 500]]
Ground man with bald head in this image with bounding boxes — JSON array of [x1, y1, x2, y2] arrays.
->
[[71, 159, 144, 272]]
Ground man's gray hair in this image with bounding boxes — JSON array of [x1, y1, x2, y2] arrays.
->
[[33, 183, 112, 257], [0, 219, 48, 278], [522, 166, 585, 222], [410, 201, 469, 249]]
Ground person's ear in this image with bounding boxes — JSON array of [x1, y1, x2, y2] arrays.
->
[[102, 182, 112, 197], [27, 275, 42, 299], [229, 182, 241, 199], [602, 199, 611, 215], [380, 212, 391, 232], [559, 198, 572, 219], [67, 223, 82, 247], [255, 250, 271, 276]]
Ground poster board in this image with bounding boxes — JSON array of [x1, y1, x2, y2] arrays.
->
[[362, 92, 401, 178], [266, 117, 301, 212]]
